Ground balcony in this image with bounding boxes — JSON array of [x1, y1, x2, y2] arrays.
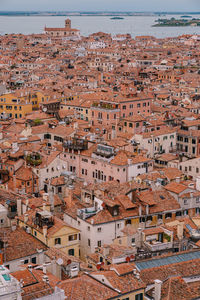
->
[[93, 144, 115, 159], [63, 138, 88, 151], [77, 207, 97, 220], [144, 241, 173, 252]]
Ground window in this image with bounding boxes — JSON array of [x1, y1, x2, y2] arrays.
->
[[55, 238, 61, 245], [122, 105, 126, 110], [97, 227, 102, 232], [135, 294, 143, 300], [192, 139, 196, 144], [137, 103, 141, 108], [189, 166, 192, 171], [31, 257, 36, 264], [88, 239, 91, 247], [184, 199, 188, 205], [165, 213, 172, 219], [196, 168, 199, 173], [34, 231, 37, 236], [24, 259, 29, 264], [87, 226, 90, 231], [129, 123, 133, 128], [69, 234, 77, 241], [68, 248, 74, 256], [126, 219, 132, 225], [117, 223, 121, 228], [97, 240, 101, 247]]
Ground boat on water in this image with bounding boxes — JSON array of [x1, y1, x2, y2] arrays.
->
[[110, 17, 124, 20]]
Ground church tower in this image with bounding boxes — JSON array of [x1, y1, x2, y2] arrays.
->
[[65, 19, 71, 29]]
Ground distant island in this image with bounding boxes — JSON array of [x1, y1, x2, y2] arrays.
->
[[110, 17, 124, 20], [181, 15, 192, 18], [153, 18, 200, 27]]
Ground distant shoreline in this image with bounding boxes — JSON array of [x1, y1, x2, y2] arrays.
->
[[0, 11, 200, 17]]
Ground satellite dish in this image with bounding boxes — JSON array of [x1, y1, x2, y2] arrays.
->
[[56, 258, 63, 265]]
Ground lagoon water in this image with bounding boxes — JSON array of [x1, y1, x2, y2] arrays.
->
[[0, 15, 200, 38]]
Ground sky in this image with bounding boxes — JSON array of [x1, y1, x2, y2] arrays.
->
[[0, 0, 199, 12]]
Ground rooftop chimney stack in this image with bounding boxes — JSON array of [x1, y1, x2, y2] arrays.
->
[[154, 279, 162, 300], [17, 199, 22, 217], [177, 222, 184, 240]]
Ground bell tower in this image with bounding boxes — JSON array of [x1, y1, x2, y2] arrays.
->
[[65, 19, 71, 29]]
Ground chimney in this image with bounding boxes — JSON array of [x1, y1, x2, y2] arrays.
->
[[177, 222, 184, 240], [49, 191, 54, 212], [43, 264, 47, 274], [175, 177, 180, 183], [154, 279, 162, 300], [13, 174, 17, 192], [43, 225, 47, 238], [103, 245, 110, 257], [25, 198, 29, 212], [132, 189, 137, 203], [24, 213, 28, 223], [128, 158, 132, 165], [43, 202, 46, 211], [139, 205, 142, 216], [136, 227, 143, 248], [196, 176, 200, 191], [43, 193, 48, 202], [17, 199, 22, 217], [146, 204, 149, 215], [66, 185, 74, 206]]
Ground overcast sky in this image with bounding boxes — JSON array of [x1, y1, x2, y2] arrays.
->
[[0, 0, 199, 12]]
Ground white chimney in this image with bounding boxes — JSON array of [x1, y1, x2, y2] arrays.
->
[[43, 265, 47, 274], [17, 199, 22, 217], [196, 176, 200, 191], [128, 158, 132, 165], [175, 177, 181, 183], [154, 279, 162, 300], [177, 222, 184, 240], [146, 204, 149, 215], [139, 205, 142, 216], [43, 225, 47, 238], [24, 213, 28, 223], [43, 193, 48, 202], [136, 227, 143, 248]]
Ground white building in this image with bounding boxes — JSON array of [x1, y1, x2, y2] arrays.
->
[[134, 128, 177, 158], [0, 266, 22, 300]]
